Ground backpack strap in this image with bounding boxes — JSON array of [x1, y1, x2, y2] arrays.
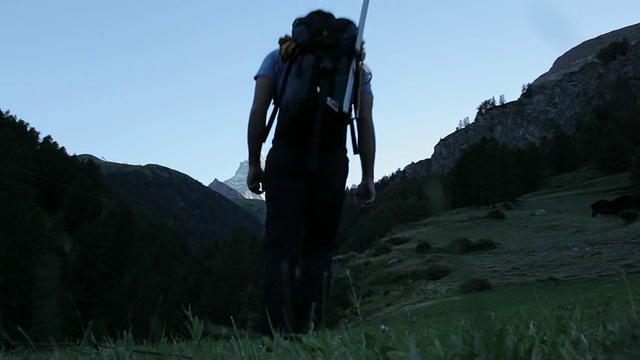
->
[[349, 63, 365, 155], [262, 58, 295, 144]]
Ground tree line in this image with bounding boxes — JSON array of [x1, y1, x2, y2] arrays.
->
[[0, 110, 263, 343]]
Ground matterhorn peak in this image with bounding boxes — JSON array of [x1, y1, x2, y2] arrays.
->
[[220, 154, 266, 200]]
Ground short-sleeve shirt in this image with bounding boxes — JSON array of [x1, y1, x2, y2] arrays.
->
[[254, 49, 373, 99]]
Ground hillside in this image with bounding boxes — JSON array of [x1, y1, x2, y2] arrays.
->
[[429, 22, 640, 176], [208, 178, 244, 199], [78, 155, 264, 249], [330, 167, 639, 322], [0, 113, 266, 342], [535, 22, 640, 84]]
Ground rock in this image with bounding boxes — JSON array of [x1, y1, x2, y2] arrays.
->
[[533, 209, 547, 216], [387, 258, 399, 267]]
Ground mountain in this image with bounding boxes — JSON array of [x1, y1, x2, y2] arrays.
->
[[428, 23, 640, 176], [219, 154, 266, 200], [78, 155, 263, 250], [208, 178, 244, 199]]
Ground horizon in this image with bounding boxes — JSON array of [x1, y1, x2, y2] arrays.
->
[[2, 0, 640, 187]]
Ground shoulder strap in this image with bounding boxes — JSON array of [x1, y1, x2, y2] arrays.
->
[[348, 63, 365, 155], [262, 60, 295, 143]]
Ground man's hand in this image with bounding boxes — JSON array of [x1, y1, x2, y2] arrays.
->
[[354, 179, 375, 209], [247, 165, 264, 195]]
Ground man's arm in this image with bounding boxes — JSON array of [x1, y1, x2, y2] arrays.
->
[[357, 92, 375, 181], [246, 76, 274, 194], [355, 91, 376, 207]]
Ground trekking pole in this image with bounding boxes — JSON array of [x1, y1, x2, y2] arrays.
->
[[341, 0, 370, 114]]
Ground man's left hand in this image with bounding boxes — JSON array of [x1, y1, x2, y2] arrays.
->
[[247, 166, 264, 195]]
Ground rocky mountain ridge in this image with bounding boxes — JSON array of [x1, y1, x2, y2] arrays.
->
[[428, 23, 640, 176]]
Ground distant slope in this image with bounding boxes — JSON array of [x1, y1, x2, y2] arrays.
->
[[206, 177, 266, 224], [208, 178, 244, 199], [79, 155, 263, 249], [231, 198, 267, 225]]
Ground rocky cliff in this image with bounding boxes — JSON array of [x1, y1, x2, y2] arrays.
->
[[429, 23, 640, 176]]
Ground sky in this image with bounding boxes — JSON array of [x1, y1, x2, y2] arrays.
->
[[2, 0, 640, 188]]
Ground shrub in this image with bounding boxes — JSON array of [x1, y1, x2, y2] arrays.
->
[[387, 236, 411, 246], [597, 38, 630, 63], [425, 264, 452, 280], [459, 278, 492, 294], [446, 237, 498, 254], [372, 243, 392, 257], [446, 237, 475, 254], [487, 209, 506, 219], [416, 241, 432, 254]]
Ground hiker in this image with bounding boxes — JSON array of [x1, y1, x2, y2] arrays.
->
[[246, 9, 376, 334]]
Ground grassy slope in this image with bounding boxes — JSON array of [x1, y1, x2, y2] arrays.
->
[[338, 168, 639, 325], [5, 167, 639, 359]]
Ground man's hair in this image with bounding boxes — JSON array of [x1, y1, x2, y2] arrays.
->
[[305, 9, 336, 21]]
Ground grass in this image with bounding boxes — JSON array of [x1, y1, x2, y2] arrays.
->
[[3, 275, 639, 359], [3, 167, 640, 359]]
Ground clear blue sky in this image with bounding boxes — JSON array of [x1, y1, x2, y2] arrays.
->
[[2, 0, 639, 187]]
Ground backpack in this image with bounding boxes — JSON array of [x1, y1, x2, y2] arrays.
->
[[263, 11, 362, 169]]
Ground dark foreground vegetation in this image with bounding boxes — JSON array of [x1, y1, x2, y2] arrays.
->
[[3, 274, 640, 359], [0, 110, 263, 343]]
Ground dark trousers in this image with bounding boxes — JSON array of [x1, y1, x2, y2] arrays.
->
[[262, 146, 348, 334]]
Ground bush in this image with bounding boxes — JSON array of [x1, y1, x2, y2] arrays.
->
[[446, 237, 498, 254], [487, 209, 506, 219], [425, 264, 452, 280], [446, 238, 475, 254], [387, 236, 411, 246], [372, 243, 392, 257], [597, 38, 630, 63], [459, 278, 492, 294], [416, 241, 432, 254]]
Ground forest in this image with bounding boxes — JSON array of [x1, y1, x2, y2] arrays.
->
[[0, 109, 263, 342]]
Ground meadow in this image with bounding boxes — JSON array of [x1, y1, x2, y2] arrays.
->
[[3, 170, 639, 359]]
